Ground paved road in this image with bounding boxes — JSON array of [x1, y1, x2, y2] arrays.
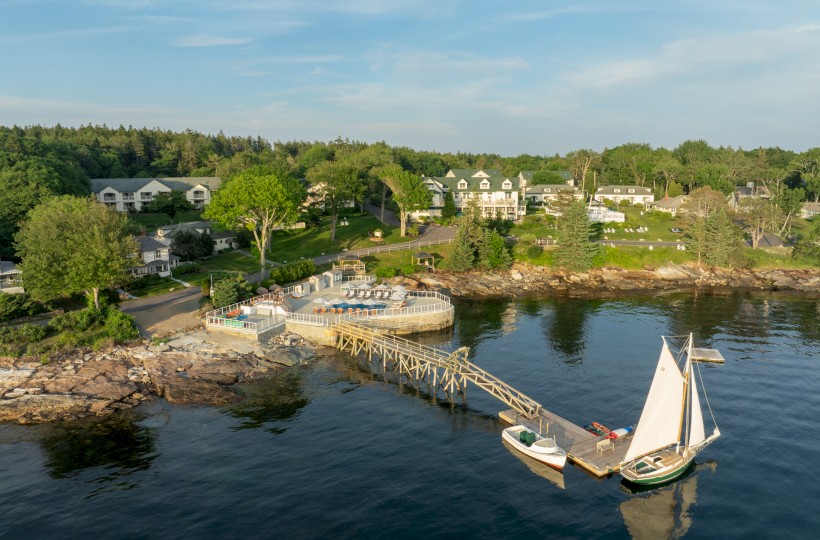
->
[[120, 287, 203, 338]]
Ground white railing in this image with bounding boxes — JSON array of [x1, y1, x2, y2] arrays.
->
[[206, 314, 285, 334], [326, 238, 453, 262], [338, 301, 453, 321], [205, 292, 285, 319], [285, 312, 329, 327], [407, 290, 451, 304], [342, 275, 376, 283]]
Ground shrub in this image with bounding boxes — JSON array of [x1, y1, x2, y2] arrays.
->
[[104, 309, 140, 343], [0, 292, 50, 323], [401, 264, 421, 275], [0, 323, 47, 344], [375, 267, 397, 279], [122, 273, 163, 292], [48, 308, 105, 333], [269, 260, 316, 285], [173, 261, 202, 276]]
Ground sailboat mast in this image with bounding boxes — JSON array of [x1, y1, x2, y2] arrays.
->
[[677, 334, 694, 448]]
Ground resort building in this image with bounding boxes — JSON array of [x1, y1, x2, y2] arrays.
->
[[0, 260, 22, 291], [649, 195, 689, 216], [155, 221, 238, 252], [418, 169, 524, 220], [594, 185, 654, 206], [801, 202, 820, 219], [132, 236, 180, 278], [91, 177, 222, 212], [524, 185, 584, 206]]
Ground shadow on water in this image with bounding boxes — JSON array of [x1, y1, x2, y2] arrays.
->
[[618, 460, 718, 540], [540, 297, 601, 363], [40, 411, 157, 482], [226, 368, 310, 433]]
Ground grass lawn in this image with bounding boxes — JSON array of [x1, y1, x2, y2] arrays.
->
[[266, 216, 402, 263], [362, 243, 455, 272], [174, 250, 260, 286], [128, 210, 203, 231], [129, 277, 183, 297]]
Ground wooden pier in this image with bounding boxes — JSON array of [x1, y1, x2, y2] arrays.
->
[[334, 320, 632, 477]]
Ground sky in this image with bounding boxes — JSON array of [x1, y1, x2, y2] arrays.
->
[[1, 0, 819, 156]]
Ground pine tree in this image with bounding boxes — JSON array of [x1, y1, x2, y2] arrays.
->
[[554, 200, 601, 271], [441, 190, 457, 223], [704, 207, 744, 267], [449, 225, 476, 271]]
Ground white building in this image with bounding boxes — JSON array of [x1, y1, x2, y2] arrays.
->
[[524, 184, 584, 205], [594, 185, 654, 206], [91, 177, 222, 212], [418, 169, 523, 220], [132, 236, 180, 277]]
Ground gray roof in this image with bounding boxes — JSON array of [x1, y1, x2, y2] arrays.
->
[[651, 195, 688, 209], [445, 169, 504, 178], [90, 177, 221, 194], [596, 185, 653, 196], [525, 184, 577, 194], [0, 261, 21, 276], [135, 236, 168, 252], [430, 175, 517, 192]]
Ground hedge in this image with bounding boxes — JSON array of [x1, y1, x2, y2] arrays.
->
[[269, 259, 316, 285]]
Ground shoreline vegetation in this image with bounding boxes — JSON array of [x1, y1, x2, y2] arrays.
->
[[2, 263, 819, 425]]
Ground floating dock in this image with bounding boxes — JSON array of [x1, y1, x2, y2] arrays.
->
[[498, 409, 633, 477]]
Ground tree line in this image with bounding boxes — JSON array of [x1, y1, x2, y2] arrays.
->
[[3, 124, 819, 262]]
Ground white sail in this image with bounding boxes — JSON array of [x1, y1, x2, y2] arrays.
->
[[687, 361, 706, 448], [624, 343, 686, 463]]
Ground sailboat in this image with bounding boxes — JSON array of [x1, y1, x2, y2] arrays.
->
[[620, 334, 721, 486]]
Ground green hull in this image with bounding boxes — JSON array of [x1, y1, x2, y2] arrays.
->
[[621, 454, 695, 486]]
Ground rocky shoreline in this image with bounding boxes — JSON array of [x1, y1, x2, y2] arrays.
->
[[408, 263, 820, 297], [0, 330, 324, 424], [3, 263, 819, 425]]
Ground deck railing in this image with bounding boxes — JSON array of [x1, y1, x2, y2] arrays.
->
[[206, 313, 286, 334]]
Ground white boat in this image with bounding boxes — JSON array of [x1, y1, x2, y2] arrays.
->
[[501, 425, 567, 471], [620, 334, 722, 486]]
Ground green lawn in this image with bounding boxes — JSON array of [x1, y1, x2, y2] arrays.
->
[[266, 216, 402, 263], [128, 210, 203, 231], [174, 251, 260, 286], [362, 244, 455, 272]]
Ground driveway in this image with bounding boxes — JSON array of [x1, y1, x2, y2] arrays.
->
[[120, 287, 203, 338]]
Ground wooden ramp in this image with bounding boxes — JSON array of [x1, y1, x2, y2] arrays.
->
[[334, 320, 628, 477]]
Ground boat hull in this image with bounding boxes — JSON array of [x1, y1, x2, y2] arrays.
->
[[620, 448, 695, 486], [501, 425, 567, 471]]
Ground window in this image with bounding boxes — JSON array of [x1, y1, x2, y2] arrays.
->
[[458, 180, 468, 189], [155, 250, 163, 259], [505, 192, 512, 199], [480, 180, 490, 189], [628, 188, 635, 194], [502, 180, 512, 189], [613, 188, 621, 194], [141, 191, 153, 200]]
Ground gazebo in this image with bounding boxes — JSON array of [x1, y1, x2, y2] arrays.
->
[[333, 254, 366, 275], [413, 251, 435, 271]]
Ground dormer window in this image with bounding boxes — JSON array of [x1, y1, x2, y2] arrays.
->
[[458, 180, 468, 190], [628, 188, 635, 194], [502, 180, 512, 189], [480, 180, 490, 189], [613, 188, 621, 194]]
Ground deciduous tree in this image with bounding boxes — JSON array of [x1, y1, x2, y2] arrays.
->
[[306, 160, 365, 241], [203, 166, 304, 273], [15, 196, 138, 310], [378, 164, 432, 237], [141, 191, 194, 219]]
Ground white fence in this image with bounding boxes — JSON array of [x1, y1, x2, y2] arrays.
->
[[326, 238, 452, 262]]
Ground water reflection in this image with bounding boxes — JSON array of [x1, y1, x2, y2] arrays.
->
[[541, 298, 599, 362], [226, 369, 309, 433], [40, 412, 156, 480], [619, 460, 717, 539], [501, 439, 565, 490]]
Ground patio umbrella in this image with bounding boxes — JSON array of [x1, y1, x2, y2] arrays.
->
[[269, 284, 283, 292], [362, 299, 376, 307], [374, 283, 389, 289], [357, 283, 372, 289], [329, 298, 343, 306], [392, 284, 406, 292], [256, 287, 268, 295], [312, 296, 330, 306]]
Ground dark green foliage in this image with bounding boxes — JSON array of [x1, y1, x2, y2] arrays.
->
[[172, 261, 203, 276], [554, 200, 601, 271], [0, 323, 47, 344], [530, 170, 566, 185], [47, 308, 104, 332], [122, 273, 163, 293], [104, 309, 140, 343], [441, 191, 457, 223], [704, 208, 744, 267], [477, 229, 513, 270], [0, 292, 50, 323], [141, 191, 193, 218], [269, 260, 315, 285], [171, 230, 215, 261], [212, 278, 240, 308]]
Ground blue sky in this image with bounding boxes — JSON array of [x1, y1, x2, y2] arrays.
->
[[1, 1, 819, 156]]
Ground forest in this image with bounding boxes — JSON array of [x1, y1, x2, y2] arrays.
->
[[1, 123, 818, 260]]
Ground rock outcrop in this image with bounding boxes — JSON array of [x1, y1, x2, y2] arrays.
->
[[407, 264, 820, 298], [0, 330, 319, 424]]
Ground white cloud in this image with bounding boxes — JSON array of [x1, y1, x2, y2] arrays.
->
[[175, 34, 253, 47]]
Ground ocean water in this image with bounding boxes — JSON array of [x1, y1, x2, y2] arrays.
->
[[1, 291, 818, 539]]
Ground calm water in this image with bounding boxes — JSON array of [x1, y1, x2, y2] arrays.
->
[[1, 292, 819, 539]]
